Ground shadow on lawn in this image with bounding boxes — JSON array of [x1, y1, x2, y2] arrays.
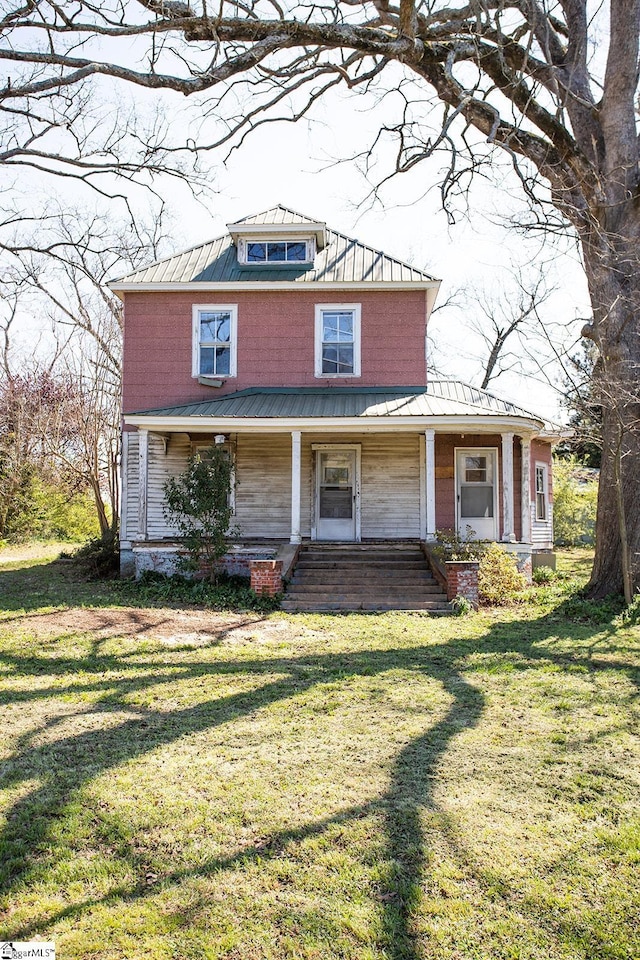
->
[[0, 596, 638, 959]]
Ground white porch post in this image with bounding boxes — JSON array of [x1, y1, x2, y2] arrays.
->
[[138, 428, 149, 540], [120, 431, 130, 541], [501, 432, 516, 542], [290, 430, 302, 544], [521, 437, 532, 543], [425, 429, 437, 541]]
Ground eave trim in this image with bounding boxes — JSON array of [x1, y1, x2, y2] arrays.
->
[[124, 413, 544, 433]]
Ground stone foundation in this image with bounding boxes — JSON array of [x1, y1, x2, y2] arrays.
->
[[126, 541, 277, 584]]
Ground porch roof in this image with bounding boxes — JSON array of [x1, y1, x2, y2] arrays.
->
[[126, 382, 549, 429]]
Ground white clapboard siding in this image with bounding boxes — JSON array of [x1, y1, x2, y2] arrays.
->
[[125, 429, 435, 542], [360, 434, 421, 538], [123, 432, 140, 540], [147, 433, 191, 538], [303, 432, 421, 539], [531, 503, 554, 544], [234, 434, 292, 538]]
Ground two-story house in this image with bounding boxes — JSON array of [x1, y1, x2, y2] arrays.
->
[[112, 206, 555, 596]]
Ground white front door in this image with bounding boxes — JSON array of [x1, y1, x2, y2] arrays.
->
[[316, 448, 357, 541], [456, 448, 498, 541]]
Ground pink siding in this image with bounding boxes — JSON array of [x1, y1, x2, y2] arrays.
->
[[435, 433, 524, 541], [122, 289, 427, 413]]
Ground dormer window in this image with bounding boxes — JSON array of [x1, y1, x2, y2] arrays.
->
[[237, 236, 315, 266], [246, 240, 310, 264]]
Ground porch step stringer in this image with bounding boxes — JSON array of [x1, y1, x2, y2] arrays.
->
[[281, 542, 451, 613]]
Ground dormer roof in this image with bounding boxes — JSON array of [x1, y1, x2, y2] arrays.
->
[[228, 205, 327, 249]]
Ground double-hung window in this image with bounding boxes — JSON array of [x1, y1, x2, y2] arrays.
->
[[535, 463, 548, 521], [192, 304, 237, 379], [315, 304, 361, 378]]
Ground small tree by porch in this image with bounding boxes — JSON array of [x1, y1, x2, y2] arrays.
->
[[163, 444, 235, 583]]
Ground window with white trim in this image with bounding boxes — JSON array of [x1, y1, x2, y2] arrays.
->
[[238, 237, 314, 265], [315, 304, 361, 378], [535, 463, 548, 521], [192, 304, 237, 379]]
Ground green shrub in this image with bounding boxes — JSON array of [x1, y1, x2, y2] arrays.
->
[[124, 570, 280, 612], [163, 445, 235, 581], [450, 595, 474, 616], [478, 543, 527, 605], [72, 528, 120, 578], [532, 565, 555, 585], [2, 474, 100, 543], [432, 527, 487, 562], [553, 456, 598, 546]]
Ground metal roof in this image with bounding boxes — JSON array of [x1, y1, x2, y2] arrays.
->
[[128, 382, 544, 423], [111, 205, 437, 286], [232, 205, 322, 226]]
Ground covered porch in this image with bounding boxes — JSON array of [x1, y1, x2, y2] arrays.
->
[[121, 384, 555, 577]]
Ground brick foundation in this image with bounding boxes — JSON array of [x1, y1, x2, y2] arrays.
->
[[445, 560, 479, 608], [250, 559, 283, 597]]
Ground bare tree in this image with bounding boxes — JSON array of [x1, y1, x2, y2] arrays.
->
[[455, 267, 564, 391], [3, 210, 168, 536], [2, 0, 639, 597], [0, 307, 75, 538]]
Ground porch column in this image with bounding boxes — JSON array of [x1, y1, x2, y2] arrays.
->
[[501, 432, 515, 542], [138, 428, 149, 540], [425, 429, 437, 541], [290, 430, 302, 544], [521, 437, 532, 543]]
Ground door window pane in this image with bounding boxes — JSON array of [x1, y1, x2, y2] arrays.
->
[[324, 466, 349, 484], [319, 488, 353, 519], [465, 456, 487, 483], [461, 486, 494, 518]]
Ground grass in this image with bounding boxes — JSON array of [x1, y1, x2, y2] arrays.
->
[[0, 546, 638, 959]]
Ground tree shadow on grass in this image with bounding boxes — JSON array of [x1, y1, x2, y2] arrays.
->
[[0, 596, 638, 958]]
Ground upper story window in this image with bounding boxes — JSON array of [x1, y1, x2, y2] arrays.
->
[[192, 304, 237, 379], [535, 463, 548, 521], [238, 237, 314, 266], [315, 304, 361, 378]]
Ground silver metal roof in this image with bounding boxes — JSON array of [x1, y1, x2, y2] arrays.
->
[[232, 205, 322, 226], [111, 205, 437, 286], [128, 382, 543, 423]]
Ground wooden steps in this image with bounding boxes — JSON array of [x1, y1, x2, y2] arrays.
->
[[281, 543, 450, 613]]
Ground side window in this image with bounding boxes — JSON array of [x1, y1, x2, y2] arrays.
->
[[192, 305, 237, 378], [535, 463, 548, 521], [314, 304, 361, 378]]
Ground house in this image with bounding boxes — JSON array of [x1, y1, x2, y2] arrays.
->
[[111, 206, 556, 596]]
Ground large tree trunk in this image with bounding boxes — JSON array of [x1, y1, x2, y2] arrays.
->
[[589, 404, 640, 598], [581, 223, 640, 598]]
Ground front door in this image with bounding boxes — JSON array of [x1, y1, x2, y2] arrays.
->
[[316, 448, 357, 541], [456, 448, 498, 541]]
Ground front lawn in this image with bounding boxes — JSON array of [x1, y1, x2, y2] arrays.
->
[[0, 550, 638, 959]]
